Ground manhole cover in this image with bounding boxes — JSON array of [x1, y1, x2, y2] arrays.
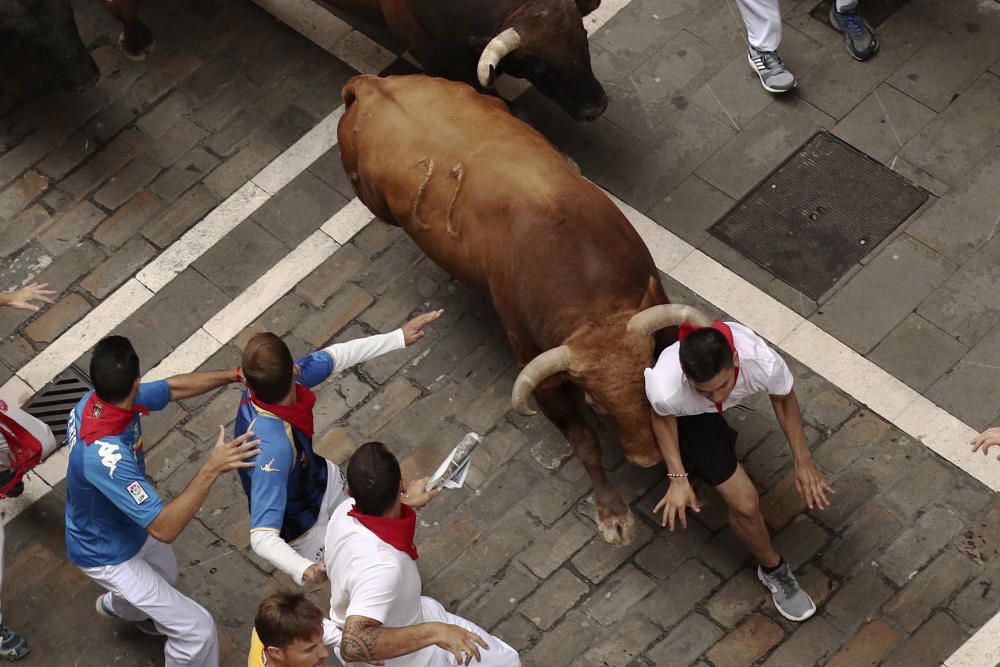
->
[[810, 0, 912, 29], [709, 131, 928, 300], [21, 366, 91, 442]]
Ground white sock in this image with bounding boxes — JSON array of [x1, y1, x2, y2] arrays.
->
[[836, 0, 857, 12]]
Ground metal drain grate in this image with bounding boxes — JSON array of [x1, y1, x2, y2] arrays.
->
[[810, 0, 912, 29], [22, 366, 91, 441], [709, 130, 928, 300]]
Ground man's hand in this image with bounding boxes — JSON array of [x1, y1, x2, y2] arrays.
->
[[794, 458, 834, 510], [432, 623, 489, 665], [401, 309, 444, 346], [971, 428, 1000, 460], [401, 476, 441, 509], [205, 426, 261, 475], [302, 562, 328, 585], [1, 283, 55, 311], [653, 477, 700, 531]]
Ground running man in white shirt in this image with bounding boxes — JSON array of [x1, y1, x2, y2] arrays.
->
[[326, 442, 521, 666], [645, 320, 834, 622], [235, 311, 442, 588]]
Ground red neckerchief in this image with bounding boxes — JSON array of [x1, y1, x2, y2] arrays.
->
[[243, 384, 317, 438], [347, 503, 419, 560], [79, 393, 149, 444], [678, 320, 740, 413]]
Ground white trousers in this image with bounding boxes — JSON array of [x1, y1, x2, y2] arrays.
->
[[81, 536, 219, 667], [337, 597, 521, 667], [735, 0, 783, 52]]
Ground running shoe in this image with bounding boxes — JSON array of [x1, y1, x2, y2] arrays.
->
[[96, 593, 163, 636], [758, 561, 817, 621], [747, 47, 796, 93], [830, 2, 879, 61], [0, 623, 29, 661]]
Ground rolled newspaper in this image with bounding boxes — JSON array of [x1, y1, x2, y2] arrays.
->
[[425, 432, 481, 492]]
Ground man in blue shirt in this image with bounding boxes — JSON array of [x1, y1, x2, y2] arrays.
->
[[235, 310, 442, 586], [65, 336, 260, 667]]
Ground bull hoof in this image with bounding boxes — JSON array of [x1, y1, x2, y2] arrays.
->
[[596, 506, 636, 546], [118, 32, 155, 61]]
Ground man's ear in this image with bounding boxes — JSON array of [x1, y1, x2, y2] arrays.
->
[[265, 646, 283, 662], [732, 349, 740, 368], [131, 375, 141, 395], [293, 363, 301, 377]]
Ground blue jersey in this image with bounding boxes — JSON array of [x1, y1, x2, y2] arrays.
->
[[237, 351, 334, 542], [65, 381, 171, 567]]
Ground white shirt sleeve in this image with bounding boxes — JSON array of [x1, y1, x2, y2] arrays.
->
[[250, 529, 314, 586], [323, 330, 406, 372], [763, 350, 794, 396]]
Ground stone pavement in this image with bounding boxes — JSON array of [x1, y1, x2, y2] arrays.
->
[[1, 0, 999, 665]]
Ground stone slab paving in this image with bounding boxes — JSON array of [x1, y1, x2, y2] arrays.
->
[[1, 0, 999, 665]]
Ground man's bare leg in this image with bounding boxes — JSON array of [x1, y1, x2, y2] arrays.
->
[[714, 464, 780, 567]]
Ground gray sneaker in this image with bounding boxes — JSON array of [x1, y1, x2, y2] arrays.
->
[[0, 623, 29, 661], [757, 562, 817, 621], [829, 2, 879, 61], [95, 594, 163, 637], [747, 47, 796, 93]]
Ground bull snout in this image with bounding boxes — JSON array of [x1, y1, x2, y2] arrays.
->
[[576, 90, 608, 122]]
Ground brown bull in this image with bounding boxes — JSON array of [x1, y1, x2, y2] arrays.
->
[[338, 74, 708, 545], [329, 0, 608, 121]]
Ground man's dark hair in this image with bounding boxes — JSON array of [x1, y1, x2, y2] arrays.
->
[[678, 328, 733, 383], [347, 442, 402, 516], [90, 336, 140, 403], [255, 591, 324, 650], [242, 332, 294, 403]]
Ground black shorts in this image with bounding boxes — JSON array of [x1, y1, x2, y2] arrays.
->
[[677, 412, 739, 487]]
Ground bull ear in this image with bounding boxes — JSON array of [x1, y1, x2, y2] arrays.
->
[[638, 275, 662, 311], [575, 0, 601, 16]]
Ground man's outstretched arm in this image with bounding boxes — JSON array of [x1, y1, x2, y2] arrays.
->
[[341, 615, 487, 666], [166, 368, 239, 401], [769, 390, 834, 510]]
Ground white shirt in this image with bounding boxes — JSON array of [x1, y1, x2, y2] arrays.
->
[[325, 499, 431, 667], [644, 322, 794, 417]]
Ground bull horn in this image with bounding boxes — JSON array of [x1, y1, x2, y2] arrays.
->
[[511, 345, 572, 416], [477, 28, 521, 88], [627, 304, 713, 336]]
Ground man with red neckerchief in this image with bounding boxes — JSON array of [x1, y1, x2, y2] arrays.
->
[[324, 442, 521, 666], [65, 335, 260, 666], [644, 320, 834, 623]]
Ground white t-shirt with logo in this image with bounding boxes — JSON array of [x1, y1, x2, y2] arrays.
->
[[325, 498, 432, 667], [644, 321, 794, 417]]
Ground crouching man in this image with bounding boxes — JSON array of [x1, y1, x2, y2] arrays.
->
[[645, 320, 834, 622], [326, 442, 521, 666]]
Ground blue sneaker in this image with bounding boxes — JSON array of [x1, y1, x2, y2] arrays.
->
[[830, 2, 879, 61], [0, 623, 29, 661]]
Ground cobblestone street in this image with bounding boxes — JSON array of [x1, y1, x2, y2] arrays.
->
[[1, 0, 999, 665]]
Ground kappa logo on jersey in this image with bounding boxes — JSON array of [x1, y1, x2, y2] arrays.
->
[[261, 458, 280, 473], [97, 440, 122, 478], [127, 480, 149, 504]]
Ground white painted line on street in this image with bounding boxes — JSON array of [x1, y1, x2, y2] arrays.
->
[[329, 30, 398, 75], [945, 611, 1000, 667], [136, 182, 271, 291], [201, 232, 341, 343], [144, 329, 223, 382], [250, 0, 353, 53], [320, 197, 374, 244], [252, 108, 344, 196], [0, 474, 52, 524]]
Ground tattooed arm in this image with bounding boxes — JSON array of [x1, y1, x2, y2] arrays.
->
[[341, 615, 489, 665]]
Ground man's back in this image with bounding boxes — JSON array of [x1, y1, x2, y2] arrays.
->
[[65, 382, 169, 567], [325, 499, 425, 663]]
